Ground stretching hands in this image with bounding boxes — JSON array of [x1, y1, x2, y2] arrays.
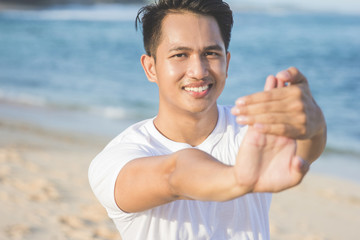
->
[[231, 67, 325, 140], [231, 67, 326, 193], [112, 68, 327, 213]]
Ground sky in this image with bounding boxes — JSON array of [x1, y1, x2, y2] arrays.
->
[[227, 0, 360, 14]]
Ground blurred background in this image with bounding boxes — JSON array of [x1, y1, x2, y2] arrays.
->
[[0, 0, 359, 181]]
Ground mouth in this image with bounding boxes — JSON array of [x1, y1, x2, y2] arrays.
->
[[182, 83, 213, 93]]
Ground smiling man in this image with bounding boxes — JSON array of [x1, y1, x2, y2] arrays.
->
[[88, 0, 327, 239]]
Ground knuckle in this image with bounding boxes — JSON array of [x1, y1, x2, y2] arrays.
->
[[239, 107, 248, 115], [292, 100, 305, 112], [260, 104, 269, 113], [246, 116, 254, 125], [263, 91, 273, 101], [266, 114, 276, 123], [244, 95, 252, 104]]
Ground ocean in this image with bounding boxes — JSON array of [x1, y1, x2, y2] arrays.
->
[[0, 4, 359, 182]]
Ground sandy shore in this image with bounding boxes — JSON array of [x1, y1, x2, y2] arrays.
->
[[0, 119, 119, 240], [1, 117, 360, 240]]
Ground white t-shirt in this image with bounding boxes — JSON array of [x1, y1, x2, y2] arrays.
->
[[89, 105, 272, 240]]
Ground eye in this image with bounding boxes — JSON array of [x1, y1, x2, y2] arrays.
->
[[204, 52, 219, 57], [172, 53, 187, 58]]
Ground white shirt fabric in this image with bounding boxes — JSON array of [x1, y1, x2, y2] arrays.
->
[[89, 105, 272, 240]]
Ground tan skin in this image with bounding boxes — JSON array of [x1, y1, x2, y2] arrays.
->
[[115, 12, 327, 213]]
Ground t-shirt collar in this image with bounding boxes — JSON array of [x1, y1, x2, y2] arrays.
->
[[146, 105, 225, 153]]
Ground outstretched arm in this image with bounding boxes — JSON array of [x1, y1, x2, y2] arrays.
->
[[116, 129, 308, 213], [116, 113, 312, 214], [115, 149, 243, 213]]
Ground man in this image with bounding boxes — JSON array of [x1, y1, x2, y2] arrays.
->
[[89, 0, 327, 239]]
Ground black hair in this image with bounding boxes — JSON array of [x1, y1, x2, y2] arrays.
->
[[135, 0, 233, 57]]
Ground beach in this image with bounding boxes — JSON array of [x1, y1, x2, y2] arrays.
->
[[0, 103, 359, 240], [0, 108, 120, 240], [1, 4, 360, 239]]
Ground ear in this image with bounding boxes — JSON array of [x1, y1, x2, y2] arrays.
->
[[141, 54, 157, 83], [226, 51, 231, 78]]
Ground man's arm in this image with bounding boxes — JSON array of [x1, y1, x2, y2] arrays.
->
[[115, 126, 308, 213], [231, 67, 327, 163], [115, 149, 245, 213]]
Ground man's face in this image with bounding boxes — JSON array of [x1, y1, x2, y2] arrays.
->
[[145, 12, 230, 116]]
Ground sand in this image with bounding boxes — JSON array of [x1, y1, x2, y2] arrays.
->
[[0, 119, 119, 240], [1, 117, 360, 240]]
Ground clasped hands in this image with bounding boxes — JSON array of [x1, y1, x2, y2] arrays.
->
[[231, 67, 326, 193]]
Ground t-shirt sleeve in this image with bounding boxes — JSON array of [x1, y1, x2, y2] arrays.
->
[[88, 142, 151, 218]]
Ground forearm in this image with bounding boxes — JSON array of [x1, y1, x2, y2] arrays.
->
[[169, 148, 245, 202], [116, 148, 246, 213]]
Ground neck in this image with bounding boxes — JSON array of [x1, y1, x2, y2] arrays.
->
[[154, 104, 219, 147]]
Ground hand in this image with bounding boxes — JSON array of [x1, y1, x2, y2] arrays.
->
[[234, 126, 310, 192], [232, 67, 314, 192], [231, 67, 326, 140]]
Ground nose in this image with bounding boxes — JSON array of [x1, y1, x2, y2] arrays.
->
[[186, 55, 209, 79]]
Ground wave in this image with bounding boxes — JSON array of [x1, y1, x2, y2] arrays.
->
[[228, 1, 360, 15], [0, 90, 149, 121], [90, 105, 127, 120], [1, 90, 359, 159], [0, 4, 141, 21], [323, 145, 360, 159], [0, 90, 47, 107]]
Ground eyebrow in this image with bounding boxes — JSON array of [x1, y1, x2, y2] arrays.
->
[[204, 45, 224, 52], [168, 44, 224, 53]]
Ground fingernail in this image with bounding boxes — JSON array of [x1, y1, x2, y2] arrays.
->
[[236, 116, 248, 123], [231, 107, 240, 115], [277, 70, 291, 79], [236, 98, 246, 106]]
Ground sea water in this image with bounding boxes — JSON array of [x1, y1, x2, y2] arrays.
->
[[0, 4, 359, 181]]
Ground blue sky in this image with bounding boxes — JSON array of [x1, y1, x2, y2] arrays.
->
[[227, 0, 360, 14]]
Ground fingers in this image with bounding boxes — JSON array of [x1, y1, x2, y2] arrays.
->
[[232, 86, 304, 116], [264, 75, 277, 91], [235, 87, 288, 106], [232, 110, 307, 138], [264, 67, 305, 92], [276, 67, 308, 86], [237, 114, 299, 129], [232, 67, 313, 138], [236, 67, 307, 106]]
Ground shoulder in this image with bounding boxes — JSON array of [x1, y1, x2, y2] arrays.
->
[[105, 118, 154, 149], [88, 118, 155, 213], [90, 118, 156, 173]]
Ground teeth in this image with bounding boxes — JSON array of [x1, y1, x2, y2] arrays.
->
[[184, 85, 209, 93]]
